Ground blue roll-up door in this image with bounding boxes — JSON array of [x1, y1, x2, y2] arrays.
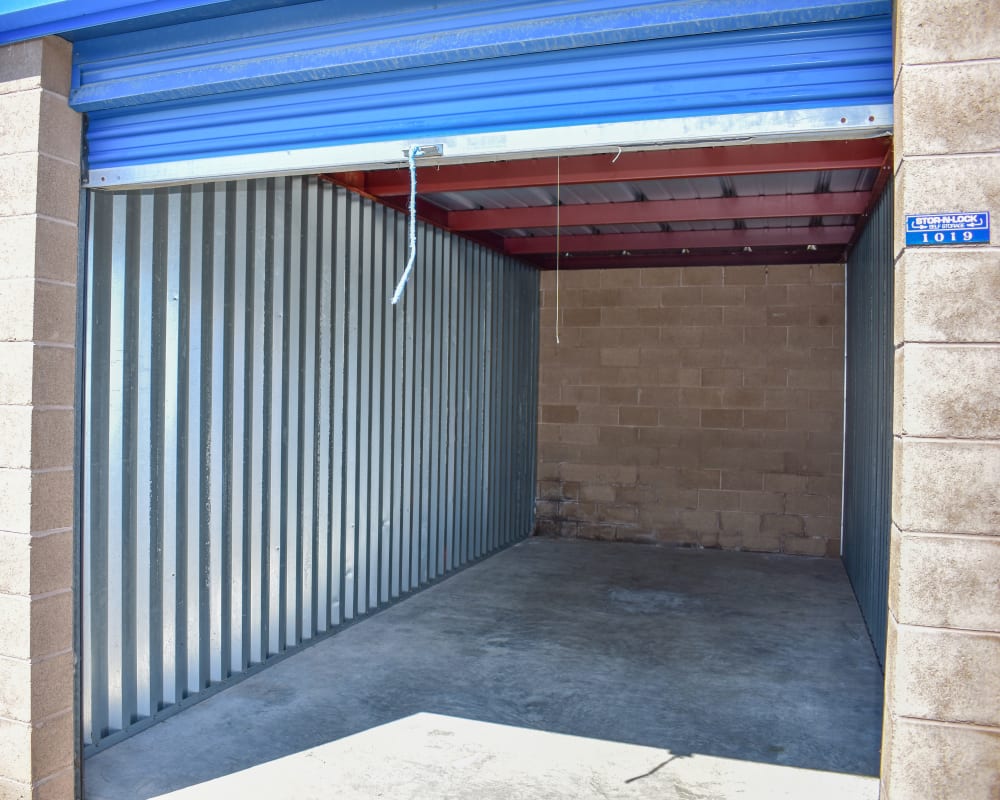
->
[[61, 0, 892, 187]]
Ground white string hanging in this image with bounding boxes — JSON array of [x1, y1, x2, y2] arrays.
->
[[391, 144, 420, 305], [555, 155, 561, 345]]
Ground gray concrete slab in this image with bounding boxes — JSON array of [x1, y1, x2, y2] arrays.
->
[[84, 538, 884, 800]]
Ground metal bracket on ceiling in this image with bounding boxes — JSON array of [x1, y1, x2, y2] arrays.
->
[[404, 144, 444, 158]]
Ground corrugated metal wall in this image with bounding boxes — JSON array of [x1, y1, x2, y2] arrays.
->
[[81, 176, 539, 751], [842, 182, 892, 668]]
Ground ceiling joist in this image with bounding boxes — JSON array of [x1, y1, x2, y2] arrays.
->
[[328, 138, 888, 197], [447, 191, 869, 232], [530, 248, 846, 270], [505, 226, 855, 256], [321, 137, 892, 269]]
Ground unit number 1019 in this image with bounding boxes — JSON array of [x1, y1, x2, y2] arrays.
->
[[920, 231, 975, 243]]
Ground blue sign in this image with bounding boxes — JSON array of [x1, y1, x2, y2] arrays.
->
[[905, 211, 990, 245]]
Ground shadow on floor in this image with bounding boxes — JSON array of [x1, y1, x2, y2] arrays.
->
[[84, 538, 884, 800]]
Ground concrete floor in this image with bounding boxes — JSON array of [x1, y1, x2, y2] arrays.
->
[[84, 538, 884, 799]]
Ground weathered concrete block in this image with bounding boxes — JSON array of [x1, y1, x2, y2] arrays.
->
[[0, 279, 36, 343], [895, 0, 1000, 69], [896, 345, 1000, 438], [881, 716, 1000, 800], [0, 89, 41, 156], [33, 653, 74, 724], [27, 470, 72, 534], [30, 592, 72, 661], [893, 439, 1000, 535], [30, 345, 74, 408], [887, 617, 1000, 727], [897, 62, 1000, 158], [0, 710, 73, 787], [36, 91, 80, 165], [34, 156, 78, 225], [0, 593, 31, 659], [781, 535, 827, 557], [28, 409, 73, 473], [29, 532, 72, 597], [760, 513, 804, 535], [0, 775, 32, 799], [26, 712, 73, 783], [30, 283, 75, 347], [0, 154, 39, 218], [0, 655, 30, 722], [890, 528, 1000, 632], [0, 41, 42, 88], [33, 766, 74, 800], [0, 217, 37, 281], [895, 249, 1000, 344], [0, 407, 33, 471], [0, 591, 72, 663], [0, 531, 30, 596], [0, 468, 33, 534], [0, 717, 32, 785]]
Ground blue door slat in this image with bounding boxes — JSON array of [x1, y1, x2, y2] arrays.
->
[[75, 10, 891, 172]]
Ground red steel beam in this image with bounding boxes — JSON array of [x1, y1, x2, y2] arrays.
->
[[321, 172, 507, 253], [324, 170, 369, 194], [528, 247, 846, 270], [845, 144, 894, 255], [505, 225, 855, 255], [337, 139, 890, 197], [447, 191, 869, 231]]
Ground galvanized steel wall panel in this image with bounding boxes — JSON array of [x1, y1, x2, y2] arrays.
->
[[842, 182, 892, 668], [81, 176, 539, 751]]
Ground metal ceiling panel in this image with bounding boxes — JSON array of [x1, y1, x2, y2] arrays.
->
[[635, 177, 727, 202], [330, 139, 891, 268], [556, 183, 644, 205], [829, 168, 879, 192], [730, 171, 824, 195], [443, 190, 870, 232]]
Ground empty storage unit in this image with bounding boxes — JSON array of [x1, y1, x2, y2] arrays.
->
[[0, 1, 906, 798]]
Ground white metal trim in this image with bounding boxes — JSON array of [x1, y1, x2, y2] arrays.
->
[[86, 104, 893, 189]]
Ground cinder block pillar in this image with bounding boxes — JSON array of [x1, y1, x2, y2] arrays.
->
[[0, 37, 80, 800], [884, 3, 1000, 798]]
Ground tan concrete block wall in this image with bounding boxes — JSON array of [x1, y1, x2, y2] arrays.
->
[[884, 2, 1000, 797], [536, 264, 845, 557], [0, 37, 80, 800]]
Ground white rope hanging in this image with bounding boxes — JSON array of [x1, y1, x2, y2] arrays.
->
[[391, 144, 420, 305], [555, 155, 561, 345]]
